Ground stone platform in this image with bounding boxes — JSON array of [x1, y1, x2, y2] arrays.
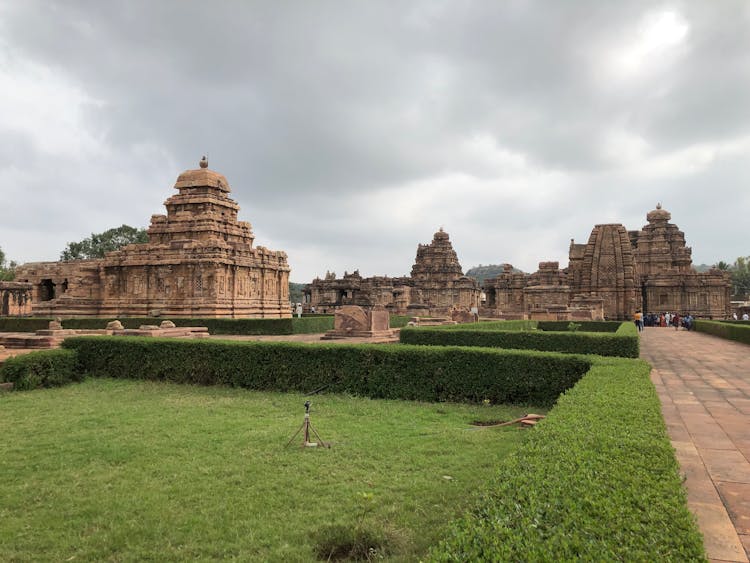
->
[[0, 320, 209, 351]]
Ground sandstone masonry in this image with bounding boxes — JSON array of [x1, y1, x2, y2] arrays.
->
[[483, 205, 730, 320], [15, 158, 291, 318]]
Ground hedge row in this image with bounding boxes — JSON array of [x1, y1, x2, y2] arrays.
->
[[694, 320, 750, 346], [400, 322, 639, 358], [61, 337, 591, 406], [430, 320, 537, 331], [0, 317, 50, 332], [389, 315, 412, 328], [0, 349, 80, 391], [429, 357, 705, 561], [431, 320, 623, 333], [537, 320, 623, 333], [0, 316, 335, 335]]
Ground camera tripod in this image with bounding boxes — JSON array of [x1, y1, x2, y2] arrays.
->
[[286, 401, 329, 448]]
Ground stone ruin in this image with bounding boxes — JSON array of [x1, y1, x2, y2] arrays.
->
[[0, 319, 209, 350], [14, 158, 290, 318], [482, 205, 730, 320], [322, 305, 397, 340], [0, 282, 32, 316], [305, 229, 481, 317], [305, 204, 730, 321]]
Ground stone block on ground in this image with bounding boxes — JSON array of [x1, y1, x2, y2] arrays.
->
[[322, 305, 396, 339]]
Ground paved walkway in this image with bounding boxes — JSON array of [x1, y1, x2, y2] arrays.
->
[[641, 327, 750, 562]]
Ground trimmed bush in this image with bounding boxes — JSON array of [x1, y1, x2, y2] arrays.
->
[[0, 317, 52, 332], [430, 320, 537, 331], [62, 337, 591, 406], [429, 358, 705, 561], [0, 316, 334, 335], [694, 320, 750, 346], [400, 322, 639, 358], [291, 316, 335, 333], [537, 320, 622, 332], [389, 315, 412, 328], [0, 349, 80, 391]]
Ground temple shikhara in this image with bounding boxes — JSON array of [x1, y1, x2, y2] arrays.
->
[[14, 158, 291, 318], [306, 205, 731, 320]]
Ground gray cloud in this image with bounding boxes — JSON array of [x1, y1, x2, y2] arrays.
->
[[1, 1, 748, 281]]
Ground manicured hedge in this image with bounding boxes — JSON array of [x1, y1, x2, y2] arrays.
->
[[0, 349, 80, 391], [400, 322, 639, 358], [0, 316, 335, 335], [429, 320, 537, 331], [537, 320, 622, 332], [62, 337, 591, 406], [694, 320, 750, 346], [0, 317, 51, 332], [290, 316, 335, 334], [389, 315, 412, 328], [429, 357, 705, 561]]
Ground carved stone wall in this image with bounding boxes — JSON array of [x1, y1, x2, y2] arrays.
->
[[481, 205, 730, 320], [633, 206, 729, 318], [0, 282, 33, 316], [568, 224, 638, 320], [15, 159, 290, 318]]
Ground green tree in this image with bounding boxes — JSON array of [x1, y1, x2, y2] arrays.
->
[[731, 256, 750, 299], [714, 260, 731, 271], [60, 225, 148, 261], [289, 282, 305, 304], [0, 246, 17, 281]]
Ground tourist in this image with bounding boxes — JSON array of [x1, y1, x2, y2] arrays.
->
[[684, 314, 694, 331], [673, 312, 680, 331], [733, 312, 738, 320], [659, 313, 666, 327], [743, 312, 749, 321], [634, 310, 644, 332]]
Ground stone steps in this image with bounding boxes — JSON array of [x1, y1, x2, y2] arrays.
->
[[0, 334, 61, 349]]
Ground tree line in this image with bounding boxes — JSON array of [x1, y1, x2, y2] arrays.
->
[[714, 258, 750, 300]]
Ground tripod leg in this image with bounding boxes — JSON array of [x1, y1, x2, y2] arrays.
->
[[303, 418, 311, 445], [308, 422, 328, 448], [285, 420, 306, 448]]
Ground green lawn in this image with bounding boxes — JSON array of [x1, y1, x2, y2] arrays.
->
[[0, 379, 540, 561]]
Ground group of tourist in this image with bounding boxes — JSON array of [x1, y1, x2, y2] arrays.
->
[[633, 311, 695, 332]]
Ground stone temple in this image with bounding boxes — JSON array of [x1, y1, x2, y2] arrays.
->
[[306, 205, 730, 321], [15, 158, 291, 318], [304, 229, 481, 316], [482, 204, 730, 320]]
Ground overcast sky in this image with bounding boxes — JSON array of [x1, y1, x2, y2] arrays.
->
[[1, 1, 748, 282]]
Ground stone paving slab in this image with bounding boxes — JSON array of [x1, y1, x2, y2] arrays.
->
[[641, 327, 750, 562]]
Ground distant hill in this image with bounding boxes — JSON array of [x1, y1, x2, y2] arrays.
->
[[693, 263, 712, 273], [465, 264, 524, 285]]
